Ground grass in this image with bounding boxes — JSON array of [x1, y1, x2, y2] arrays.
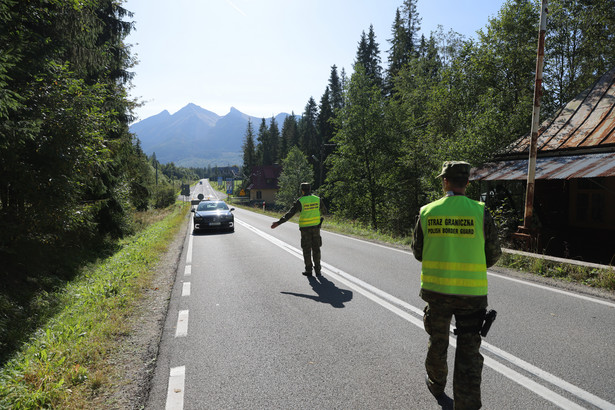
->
[[0, 201, 189, 409], [497, 251, 615, 290]]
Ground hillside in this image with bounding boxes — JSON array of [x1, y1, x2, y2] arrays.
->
[[130, 103, 292, 167]]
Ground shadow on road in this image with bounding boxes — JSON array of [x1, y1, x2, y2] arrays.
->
[[281, 275, 353, 308]]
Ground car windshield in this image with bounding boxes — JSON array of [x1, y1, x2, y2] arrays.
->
[[197, 202, 228, 211]]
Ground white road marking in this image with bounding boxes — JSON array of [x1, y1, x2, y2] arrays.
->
[[186, 224, 193, 265], [182, 282, 191, 297], [488, 271, 615, 309], [175, 310, 189, 338], [318, 222, 615, 309], [236, 218, 615, 410], [184, 265, 191, 276], [165, 366, 185, 410]]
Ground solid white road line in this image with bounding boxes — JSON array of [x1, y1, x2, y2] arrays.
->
[[186, 225, 193, 266], [488, 271, 615, 309], [175, 310, 189, 338], [182, 282, 191, 297], [235, 218, 615, 410], [165, 366, 185, 410]]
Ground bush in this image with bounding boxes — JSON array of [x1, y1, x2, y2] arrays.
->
[[152, 185, 176, 209]]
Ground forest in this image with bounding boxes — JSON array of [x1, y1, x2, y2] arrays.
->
[[1, 0, 614, 279], [241, 0, 615, 236]]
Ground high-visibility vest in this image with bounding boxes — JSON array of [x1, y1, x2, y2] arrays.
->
[[299, 195, 321, 228], [419, 195, 488, 296]]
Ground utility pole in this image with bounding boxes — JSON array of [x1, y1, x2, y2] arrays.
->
[[522, 0, 548, 231]]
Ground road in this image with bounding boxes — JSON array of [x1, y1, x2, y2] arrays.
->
[[147, 179, 615, 409]]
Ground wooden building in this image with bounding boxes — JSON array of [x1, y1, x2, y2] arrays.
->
[[472, 68, 615, 264]]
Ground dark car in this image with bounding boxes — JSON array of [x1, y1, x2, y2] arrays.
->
[[191, 200, 235, 232]]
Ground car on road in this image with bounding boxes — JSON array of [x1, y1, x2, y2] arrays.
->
[[192, 200, 235, 232]]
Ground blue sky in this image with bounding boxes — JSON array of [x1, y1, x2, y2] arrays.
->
[[124, 0, 507, 121]]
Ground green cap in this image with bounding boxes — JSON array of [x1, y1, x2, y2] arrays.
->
[[437, 161, 471, 179]]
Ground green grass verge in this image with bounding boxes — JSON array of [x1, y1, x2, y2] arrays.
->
[[497, 252, 615, 290], [0, 202, 189, 409]]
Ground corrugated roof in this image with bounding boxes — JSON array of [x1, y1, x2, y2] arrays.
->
[[471, 152, 615, 181], [504, 67, 615, 155], [473, 69, 615, 181]]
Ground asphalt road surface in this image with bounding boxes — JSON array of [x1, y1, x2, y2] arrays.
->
[[147, 179, 615, 410]]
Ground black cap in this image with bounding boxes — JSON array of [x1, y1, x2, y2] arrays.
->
[[300, 182, 311, 192]]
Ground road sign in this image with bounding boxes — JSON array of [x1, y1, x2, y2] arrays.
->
[[226, 178, 234, 194], [239, 189, 246, 196], [181, 184, 190, 196]]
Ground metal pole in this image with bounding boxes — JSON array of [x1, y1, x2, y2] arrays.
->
[[523, 0, 548, 229]]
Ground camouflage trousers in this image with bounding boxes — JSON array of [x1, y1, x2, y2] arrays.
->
[[423, 302, 485, 410], [300, 226, 321, 272]]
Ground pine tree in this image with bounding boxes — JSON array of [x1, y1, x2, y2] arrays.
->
[[242, 120, 257, 178], [256, 118, 270, 165], [354, 25, 384, 88], [387, 8, 409, 81], [268, 116, 280, 164], [401, 0, 421, 57], [316, 87, 334, 188], [328, 65, 344, 113], [280, 113, 298, 159], [298, 97, 319, 159]]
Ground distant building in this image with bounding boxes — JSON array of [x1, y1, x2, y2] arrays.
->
[[247, 165, 282, 205], [472, 68, 615, 264]]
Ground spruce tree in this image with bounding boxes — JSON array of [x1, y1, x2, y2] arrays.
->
[[317, 87, 334, 188], [268, 116, 280, 164], [242, 120, 257, 178], [354, 25, 384, 88], [280, 113, 298, 159], [256, 118, 269, 165], [328, 65, 344, 113], [298, 97, 319, 162]]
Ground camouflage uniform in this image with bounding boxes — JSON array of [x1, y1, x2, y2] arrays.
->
[[411, 162, 501, 410], [275, 187, 327, 274]]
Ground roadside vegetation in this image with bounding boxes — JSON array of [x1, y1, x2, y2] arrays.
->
[[498, 252, 615, 290], [0, 202, 188, 409]]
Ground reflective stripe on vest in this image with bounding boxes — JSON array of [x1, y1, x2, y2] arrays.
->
[[299, 195, 321, 227], [419, 195, 488, 296]]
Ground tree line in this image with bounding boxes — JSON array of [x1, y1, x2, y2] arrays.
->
[[242, 0, 615, 235], [0, 1, 170, 276]]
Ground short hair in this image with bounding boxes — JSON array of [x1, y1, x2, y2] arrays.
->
[[446, 176, 469, 189]]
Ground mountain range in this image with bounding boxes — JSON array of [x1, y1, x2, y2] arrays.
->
[[129, 103, 292, 167]]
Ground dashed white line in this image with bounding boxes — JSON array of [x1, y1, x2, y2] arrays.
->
[[175, 310, 189, 338], [165, 366, 185, 410], [184, 265, 191, 276], [182, 282, 191, 297]]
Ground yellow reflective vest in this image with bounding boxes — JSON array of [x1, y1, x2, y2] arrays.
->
[[419, 195, 488, 296], [299, 195, 321, 228]]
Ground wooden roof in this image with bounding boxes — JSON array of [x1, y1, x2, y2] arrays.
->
[[505, 67, 615, 157]]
